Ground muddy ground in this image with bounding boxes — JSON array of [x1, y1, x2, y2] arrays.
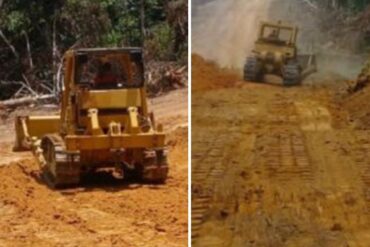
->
[[191, 55, 370, 246], [0, 89, 188, 247]]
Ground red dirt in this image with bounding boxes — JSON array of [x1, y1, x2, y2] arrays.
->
[[191, 54, 370, 246], [191, 54, 240, 92], [0, 90, 188, 247]]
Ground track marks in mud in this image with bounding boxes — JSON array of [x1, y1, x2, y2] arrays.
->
[[295, 101, 332, 131], [351, 132, 370, 214], [191, 131, 254, 246], [191, 133, 227, 243], [259, 131, 313, 183], [191, 70, 370, 245]]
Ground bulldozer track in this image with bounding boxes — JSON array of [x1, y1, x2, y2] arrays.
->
[[295, 101, 332, 131], [191, 132, 240, 245], [41, 134, 81, 188], [267, 101, 298, 125], [260, 130, 313, 183]]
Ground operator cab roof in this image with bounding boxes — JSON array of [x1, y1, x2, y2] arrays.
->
[[74, 47, 142, 55]]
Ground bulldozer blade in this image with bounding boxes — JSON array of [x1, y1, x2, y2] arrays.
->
[[14, 116, 60, 151], [298, 54, 317, 80]]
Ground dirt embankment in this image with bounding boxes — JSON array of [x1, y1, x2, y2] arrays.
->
[[341, 85, 370, 129], [0, 89, 188, 247], [191, 54, 239, 92]]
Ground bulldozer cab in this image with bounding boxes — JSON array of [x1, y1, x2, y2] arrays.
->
[[252, 21, 298, 60], [61, 48, 149, 136], [74, 48, 144, 90], [257, 21, 298, 46]]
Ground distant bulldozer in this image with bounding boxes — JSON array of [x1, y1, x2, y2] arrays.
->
[[244, 21, 317, 86]]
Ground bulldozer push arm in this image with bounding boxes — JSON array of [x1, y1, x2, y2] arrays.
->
[[67, 106, 165, 151], [14, 113, 166, 152]]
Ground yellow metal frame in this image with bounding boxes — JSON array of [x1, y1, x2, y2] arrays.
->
[[254, 21, 298, 60], [65, 133, 165, 151], [258, 21, 298, 45], [79, 88, 142, 109], [14, 116, 60, 150]]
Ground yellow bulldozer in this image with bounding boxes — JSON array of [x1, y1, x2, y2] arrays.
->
[[13, 48, 168, 188], [244, 21, 316, 85]]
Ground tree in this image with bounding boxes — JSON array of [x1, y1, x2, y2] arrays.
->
[[0, 0, 188, 100]]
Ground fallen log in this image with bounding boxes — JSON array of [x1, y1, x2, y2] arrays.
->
[[0, 94, 55, 108], [145, 62, 187, 96]]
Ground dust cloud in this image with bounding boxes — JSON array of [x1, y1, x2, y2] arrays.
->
[[192, 0, 365, 79], [192, 0, 271, 69]]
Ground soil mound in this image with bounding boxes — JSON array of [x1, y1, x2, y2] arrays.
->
[[192, 54, 240, 92], [342, 86, 370, 129]]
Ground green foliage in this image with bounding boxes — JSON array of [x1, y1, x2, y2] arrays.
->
[[60, 0, 111, 46], [315, 0, 370, 12], [0, 0, 186, 51], [6, 11, 30, 32], [335, 0, 365, 11], [146, 23, 174, 60], [0, 0, 187, 94]]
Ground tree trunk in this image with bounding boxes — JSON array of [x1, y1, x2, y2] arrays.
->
[[23, 31, 34, 69], [0, 94, 55, 108], [0, 30, 19, 60], [332, 0, 337, 9], [52, 17, 58, 90], [139, 0, 146, 46]]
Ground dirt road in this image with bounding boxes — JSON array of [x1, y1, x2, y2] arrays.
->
[[0, 89, 188, 247], [191, 56, 370, 246]]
